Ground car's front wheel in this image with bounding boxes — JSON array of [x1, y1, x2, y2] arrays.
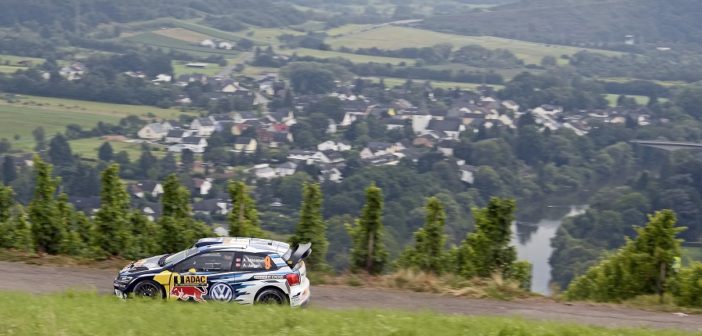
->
[[132, 280, 164, 299], [255, 288, 288, 305]]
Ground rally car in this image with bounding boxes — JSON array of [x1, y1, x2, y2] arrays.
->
[[114, 237, 311, 307]]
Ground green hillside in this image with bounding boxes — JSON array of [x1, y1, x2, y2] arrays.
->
[[422, 0, 702, 46]]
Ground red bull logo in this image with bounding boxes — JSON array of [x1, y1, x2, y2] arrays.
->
[[171, 286, 208, 302]]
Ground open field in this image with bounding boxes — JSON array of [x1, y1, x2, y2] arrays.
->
[[327, 26, 624, 65], [0, 54, 44, 66], [244, 27, 303, 44], [364, 76, 505, 90], [326, 24, 376, 37], [683, 246, 702, 266], [0, 65, 25, 74], [284, 48, 414, 65], [154, 27, 213, 44], [426, 63, 538, 80], [124, 32, 239, 57], [69, 138, 167, 160], [0, 291, 695, 336], [603, 94, 669, 107], [0, 94, 188, 150], [598, 77, 691, 88]]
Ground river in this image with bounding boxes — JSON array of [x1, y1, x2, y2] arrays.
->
[[512, 205, 588, 295]]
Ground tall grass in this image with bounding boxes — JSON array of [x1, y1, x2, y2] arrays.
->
[[0, 291, 692, 336]]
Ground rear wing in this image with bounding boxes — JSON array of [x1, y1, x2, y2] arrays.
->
[[285, 243, 312, 267]]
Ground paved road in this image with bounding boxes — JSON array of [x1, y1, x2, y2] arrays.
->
[[1, 261, 700, 331]]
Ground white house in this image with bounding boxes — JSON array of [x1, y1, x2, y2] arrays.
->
[[253, 164, 277, 180], [200, 39, 216, 48], [317, 141, 352, 152], [459, 165, 477, 184], [319, 167, 343, 183], [153, 74, 172, 83], [169, 137, 207, 153], [190, 117, 216, 137], [193, 178, 213, 195], [273, 162, 297, 177], [411, 114, 433, 134], [218, 42, 234, 50], [233, 137, 258, 154], [138, 123, 168, 140]]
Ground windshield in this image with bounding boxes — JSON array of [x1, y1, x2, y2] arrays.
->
[[164, 248, 198, 265]]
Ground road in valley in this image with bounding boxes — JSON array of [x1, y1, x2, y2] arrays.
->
[[0, 261, 700, 332]]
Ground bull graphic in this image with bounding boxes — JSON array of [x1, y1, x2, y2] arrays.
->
[[171, 286, 208, 302]]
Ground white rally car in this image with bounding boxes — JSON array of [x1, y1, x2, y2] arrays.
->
[[114, 237, 311, 307]]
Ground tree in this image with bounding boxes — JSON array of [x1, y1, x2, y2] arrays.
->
[[129, 211, 161, 257], [2, 155, 17, 184], [137, 147, 157, 179], [47, 134, 74, 167], [228, 181, 264, 237], [347, 184, 387, 274], [565, 210, 685, 303], [456, 197, 519, 278], [159, 174, 211, 252], [159, 152, 178, 178], [28, 156, 64, 254], [397, 197, 448, 274], [181, 149, 194, 172], [290, 183, 328, 271], [0, 185, 13, 223], [3, 206, 33, 252], [98, 142, 114, 162], [32, 126, 46, 152], [93, 164, 132, 256]]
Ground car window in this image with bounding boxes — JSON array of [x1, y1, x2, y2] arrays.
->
[[164, 248, 198, 265], [174, 252, 236, 273], [237, 253, 277, 271]]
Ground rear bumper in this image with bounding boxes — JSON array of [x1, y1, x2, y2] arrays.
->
[[289, 278, 310, 307]]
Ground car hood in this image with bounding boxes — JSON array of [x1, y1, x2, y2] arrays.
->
[[120, 254, 166, 274]]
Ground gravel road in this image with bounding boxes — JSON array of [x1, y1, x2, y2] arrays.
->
[[1, 261, 700, 332]]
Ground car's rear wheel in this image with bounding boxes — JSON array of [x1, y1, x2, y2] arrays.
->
[[132, 280, 163, 299], [255, 288, 288, 305]]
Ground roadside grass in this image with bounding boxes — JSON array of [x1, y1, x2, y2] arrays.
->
[[326, 26, 623, 65], [315, 269, 533, 301], [283, 48, 413, 65], [0, 249, 127, 269], [0, 291, 694, 336]]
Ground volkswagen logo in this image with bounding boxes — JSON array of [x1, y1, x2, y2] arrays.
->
[[210, 283, 234, 302]]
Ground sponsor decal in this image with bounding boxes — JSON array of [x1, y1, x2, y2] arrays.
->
[[209, 283, 234, 302], [170, 274, 209, 302], [264, 256, 272, 270], [176, 275, 208, 286], [253, 274, 285, 280], [171, 286, 207, 302]]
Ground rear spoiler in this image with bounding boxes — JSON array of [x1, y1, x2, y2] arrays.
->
[[286, 243, 312, 267]]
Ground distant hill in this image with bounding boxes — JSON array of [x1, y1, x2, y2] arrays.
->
[[0, 0, 306, 31], [421, 0, 702, 47]]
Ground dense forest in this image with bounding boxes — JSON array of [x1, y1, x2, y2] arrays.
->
[[422, 0, 702, 47]]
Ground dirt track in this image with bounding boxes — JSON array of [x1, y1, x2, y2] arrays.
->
[[1, 261, 700, 332]]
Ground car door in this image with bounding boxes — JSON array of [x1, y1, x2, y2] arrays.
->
[[170, 251, 236, 302]]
